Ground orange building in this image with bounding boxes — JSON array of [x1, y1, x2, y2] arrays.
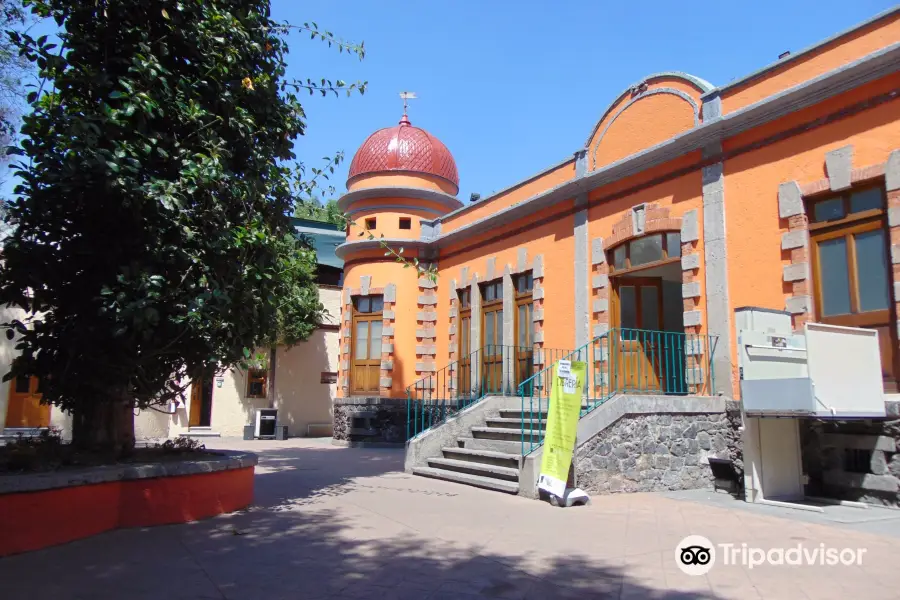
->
[[336, 8, 900, 504]]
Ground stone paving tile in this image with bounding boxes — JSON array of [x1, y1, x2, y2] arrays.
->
[[4, 438, 900, 599]]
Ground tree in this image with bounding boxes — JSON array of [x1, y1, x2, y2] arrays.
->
[[0, 1, 27, 192], [0, 0, 364, 452], [294, 196, 345, 228]]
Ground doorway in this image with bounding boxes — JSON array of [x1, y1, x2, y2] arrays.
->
[[457, 288, 473, 396], [608, 257, 686, 394], [351, 295, 383, 395], [189, 376, 214, 427], [480, 279, 504, 394], [611, 277, 664, 392], [5, 375, 49, 428]]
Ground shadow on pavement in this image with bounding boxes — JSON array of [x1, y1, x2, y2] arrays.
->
[[0, 442, 724, 599]]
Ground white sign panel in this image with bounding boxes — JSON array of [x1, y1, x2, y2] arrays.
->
[[805, 322, 885, 417]]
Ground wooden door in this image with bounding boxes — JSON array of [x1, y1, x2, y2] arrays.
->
[[514, 273, 534, 392], [188, 377, 213, 427], [611, 278, 664, 393], [351, 295, 383, 395], [481, 281, 504, 394], [5, 375, 49, 428], [458, 289, 473, 397], [810, 215, 896, 390]]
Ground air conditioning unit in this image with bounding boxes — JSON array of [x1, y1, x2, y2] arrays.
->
[[254, 409, 278, 439]]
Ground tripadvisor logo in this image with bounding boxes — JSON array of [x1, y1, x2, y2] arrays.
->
[[676, 535, 715, 576], [675, 535, 867, 575]]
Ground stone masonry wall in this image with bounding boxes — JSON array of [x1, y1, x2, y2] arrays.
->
[[332, 398, 407, 444], [575, 411, 739, 494], [799, 402, 900, 507]]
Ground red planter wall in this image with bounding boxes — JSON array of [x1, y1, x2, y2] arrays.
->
[[0, 466, 254, 556]]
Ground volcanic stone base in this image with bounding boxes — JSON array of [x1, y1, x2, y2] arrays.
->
[[332, 397, 407, 445], [575, 412, 736, 495], [800, 404, 900, 507]]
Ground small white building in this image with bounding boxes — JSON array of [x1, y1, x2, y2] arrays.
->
[[0, 218, 345, 442]]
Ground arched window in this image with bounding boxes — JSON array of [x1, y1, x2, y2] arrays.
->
[[609, 232, 681, 273]]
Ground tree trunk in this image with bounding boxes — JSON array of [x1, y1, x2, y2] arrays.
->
[[71, 391, 136, 455]]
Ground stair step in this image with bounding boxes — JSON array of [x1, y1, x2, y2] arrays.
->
[[471, 426, 529, 441], [457, 437, 525, 454], [441, 447, 521, 468], [180, 429, 222, 438], [487, 417, 546, 429], [427, 457, 519, 481], [498, 409, 549, 420], [413, 466, 519, 494]]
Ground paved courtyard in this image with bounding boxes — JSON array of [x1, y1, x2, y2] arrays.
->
[[2, 438, 900, 599]]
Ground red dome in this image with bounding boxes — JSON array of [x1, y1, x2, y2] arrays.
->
[[347, 114, 459, 191]]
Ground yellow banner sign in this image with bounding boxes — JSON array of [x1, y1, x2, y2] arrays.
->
[[538, 360, 586, 497]]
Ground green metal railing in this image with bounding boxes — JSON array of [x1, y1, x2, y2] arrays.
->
[[517, 328, 719, 455], [406, 345, 573, 441]]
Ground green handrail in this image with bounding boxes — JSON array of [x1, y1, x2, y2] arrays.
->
[[517, 328, 719, 455], [405, 345, 574, 441]]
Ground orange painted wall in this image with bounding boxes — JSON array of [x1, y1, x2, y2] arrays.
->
[[346, 209, 435, 240], [587, 78, 703, 172], [0, 467, 254, 557], [348, 172, 458, 195], [591, 94, 696, 171], [343, 258, 421, 394], [440, 160, 576, 233], [436, 200, 578, 363], [723, 73, 900, 395], [721, 10, 900, 114]]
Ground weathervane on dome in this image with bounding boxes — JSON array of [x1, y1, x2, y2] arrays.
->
[[399, 91, 416, 124]]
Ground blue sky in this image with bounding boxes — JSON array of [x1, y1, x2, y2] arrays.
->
[[3, 1, 896, 203], [277, 0, 896, 204]]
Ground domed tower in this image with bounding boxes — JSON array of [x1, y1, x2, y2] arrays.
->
[[336, 113, 462, 400]]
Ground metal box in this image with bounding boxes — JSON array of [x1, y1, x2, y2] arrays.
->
[[254, 408, 278, 439], [734, 306, 793, 337]]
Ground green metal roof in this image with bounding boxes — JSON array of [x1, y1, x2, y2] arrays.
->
[[290, 217, 345, 269]]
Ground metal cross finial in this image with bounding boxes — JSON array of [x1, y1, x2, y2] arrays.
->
[[399, 91, 417, 115]]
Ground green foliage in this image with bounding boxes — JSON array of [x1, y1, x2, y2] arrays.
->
[[154, 436, 206, 454], [0, 0, 362, 445], [0, 1, 27, 168], [294, 196, 345, 227]]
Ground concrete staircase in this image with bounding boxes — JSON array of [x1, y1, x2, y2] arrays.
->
[[411, 405, 547, 494]]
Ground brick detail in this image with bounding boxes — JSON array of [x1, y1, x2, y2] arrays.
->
[[604, 203, 683, 249], [533, 254, 546, 390], [416, 273, 439, 385], [889, 187, 900, 345], [800, 164, 885, 197], [784, 204, 811, 330]]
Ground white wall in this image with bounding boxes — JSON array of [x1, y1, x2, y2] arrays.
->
[[0, 306, 23, 430], [134, 407, 172, 442], [274, 286, 341, 437]]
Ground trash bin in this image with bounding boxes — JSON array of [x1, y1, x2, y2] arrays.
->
[[254, 409, 278, 439]]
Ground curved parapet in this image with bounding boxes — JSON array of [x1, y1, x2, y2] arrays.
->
[[585, 72, 713, 172]]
